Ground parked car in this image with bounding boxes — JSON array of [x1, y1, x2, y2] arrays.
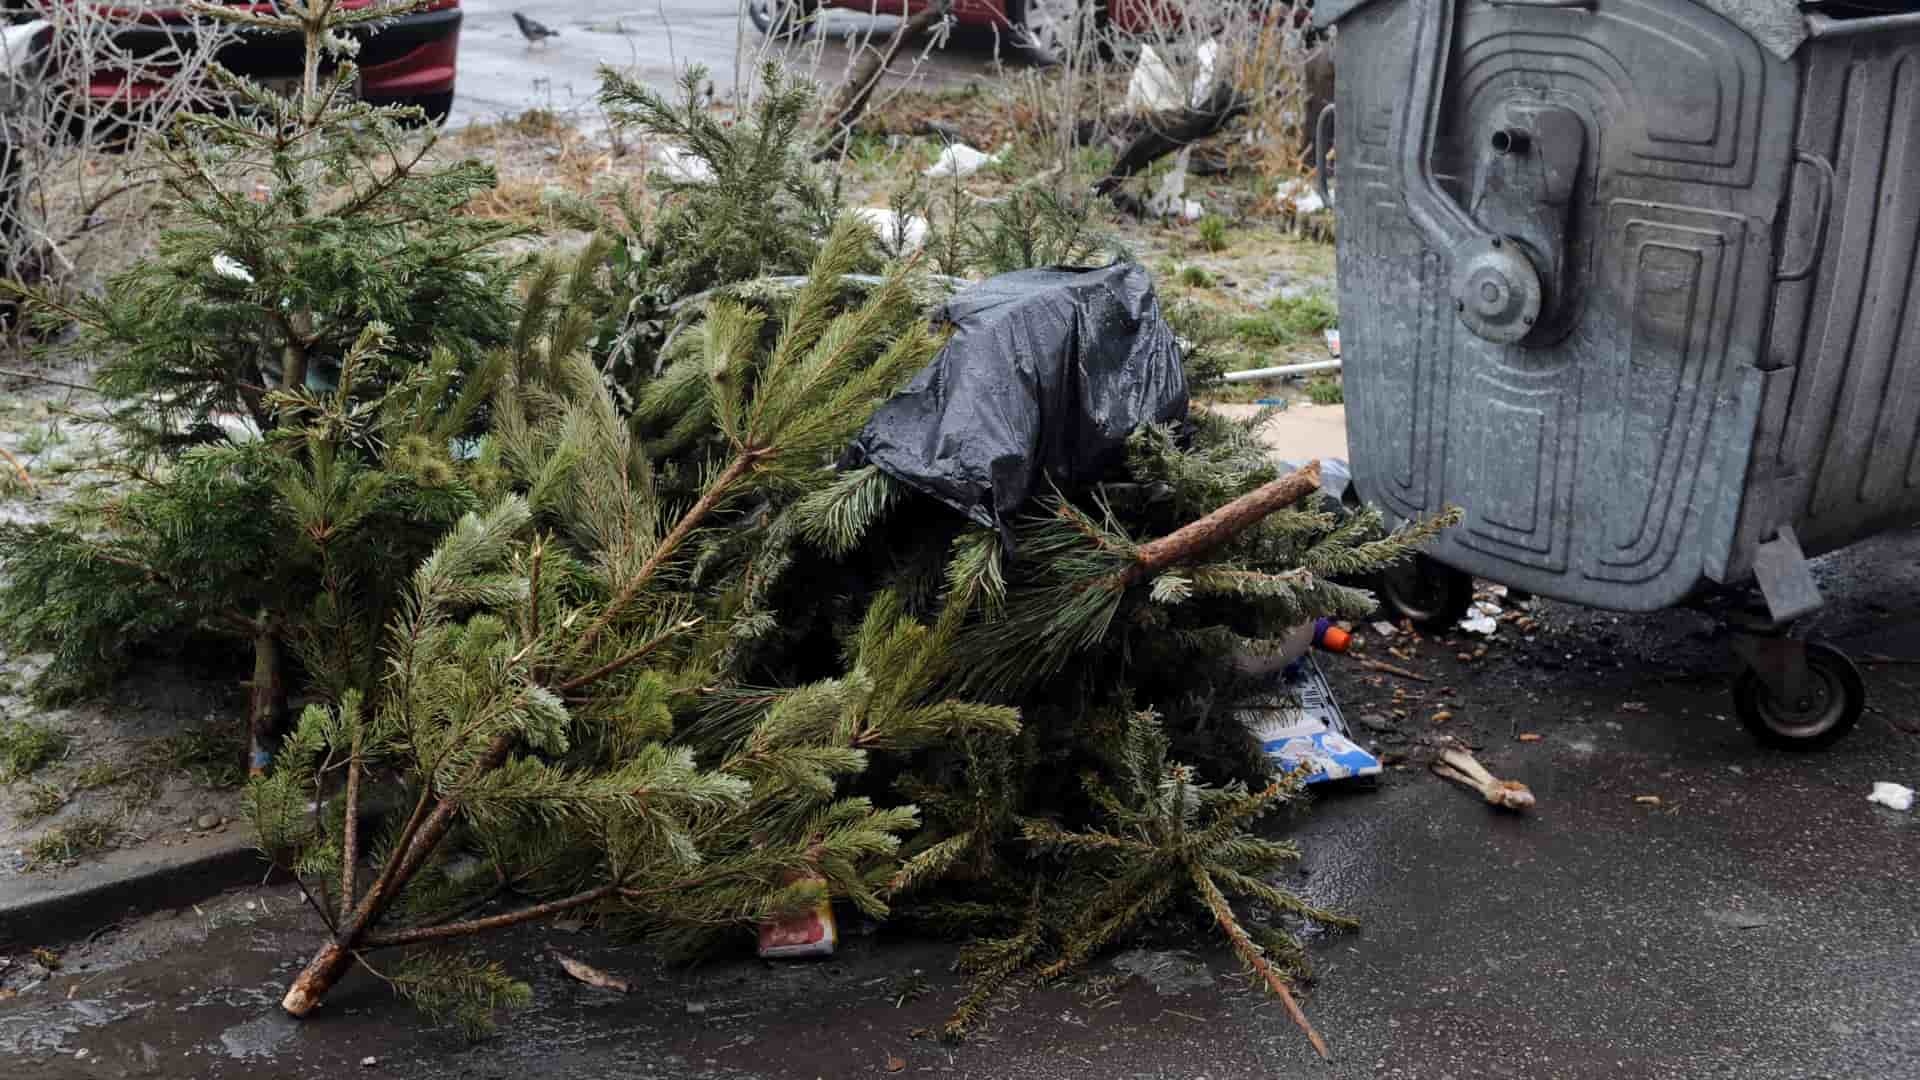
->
[[746, 0, 1142, 63], [4, 0, 462, 124], [748, 0, 1313, 68]]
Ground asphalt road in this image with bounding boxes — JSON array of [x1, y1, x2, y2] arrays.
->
[[3, 529, 1918, 1078], [448, 0, 1007, 126]]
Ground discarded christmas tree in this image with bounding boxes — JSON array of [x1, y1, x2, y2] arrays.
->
[[268, 222, 1016, 1020], [0, 0, 522, 768]]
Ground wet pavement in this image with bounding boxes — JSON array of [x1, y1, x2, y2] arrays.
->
[[2, 531, 1918, 1077], [450, 0, 1009, 126]]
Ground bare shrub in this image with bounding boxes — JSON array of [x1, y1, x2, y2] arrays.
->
[[997, 0, 1327, 198], [1, 2, 236, 297]]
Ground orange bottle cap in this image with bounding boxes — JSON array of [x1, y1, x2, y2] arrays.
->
[[1319, 625, 1352, 653]]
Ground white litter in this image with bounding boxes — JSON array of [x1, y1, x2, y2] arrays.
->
[[1275, 177, 1327, 216], [0, 20, 47, 83], [849, 207, 929, 256], [652, 145, 714, 184], [1126, 40, 1222, 114], [1125, 45, 1183, 114], [1868, 782, 1914, 812], [1324, 328, 1341, 358], [1458, 610, 1499, 637], [1371, 620, 1399, 638], [923, 143, 1001, 179], [1145, 147, 1204, 222], [1191, 38, 1219, 108], [211, 253, 255, 285]]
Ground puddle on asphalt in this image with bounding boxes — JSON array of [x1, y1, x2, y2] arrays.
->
[[217, 1009, 301, 1059], [0, 990, 154, 1056]]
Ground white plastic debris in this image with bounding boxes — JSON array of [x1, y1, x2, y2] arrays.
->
[[1191, 38, 1220, 108], [923, 143, 1001, 179], [1125, 45, 1183, 114], [1127, 40, 1222, 114], [652, 145, 714, 184], [1324, 328, 1341, 358], [1868, 782, 1914, 812], [1458, 610, 1499, 637], [1275, 177, 1327, 216], [0, 20, 48, 82], [211, 253, 255, 285], [1146, 147, 1204, 222], [1371, 620, 1399, 638], [849, 207, 929, 256]]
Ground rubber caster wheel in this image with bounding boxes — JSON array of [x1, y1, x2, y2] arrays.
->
[[1374, 554, 1475, 632], [1732, 641, 1863, 751]]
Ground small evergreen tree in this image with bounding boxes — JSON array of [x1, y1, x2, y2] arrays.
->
[[586, 63, 846, 389], [0, 0, 522, 768]]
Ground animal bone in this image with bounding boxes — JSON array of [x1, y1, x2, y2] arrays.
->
[[1433, 747, 1534, 811]]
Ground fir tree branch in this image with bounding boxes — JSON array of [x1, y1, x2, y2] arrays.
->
[[339, 730, 363, 921], [525, 537, 544, 664], [289, 866, 341, 936], [360, 883, 620, 949], [557, 618, 702, 694], [0, 446, 33, 494], [0, 367, 101, 394], [572, 451, 760, 656], [1191, 866, 1329, 1061]]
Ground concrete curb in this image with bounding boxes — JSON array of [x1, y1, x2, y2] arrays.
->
[[0, 828, 278, 947]]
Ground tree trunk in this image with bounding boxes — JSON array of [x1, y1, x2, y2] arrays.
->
[[1117, 461, 1322, 589], [281, 940, 350, 1017], [281, 732, 516, 1017], [247, 626, 286, 778]]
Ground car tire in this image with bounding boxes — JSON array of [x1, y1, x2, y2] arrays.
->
[[747, 0, 819, 39]]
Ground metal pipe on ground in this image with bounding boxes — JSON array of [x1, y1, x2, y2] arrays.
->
[[1220, 360, 1343, 383]]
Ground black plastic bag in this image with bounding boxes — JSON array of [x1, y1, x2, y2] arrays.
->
[[845, 263, 1188, 544]]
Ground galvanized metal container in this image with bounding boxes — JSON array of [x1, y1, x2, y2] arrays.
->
[[1317, 0, 1920, 621]]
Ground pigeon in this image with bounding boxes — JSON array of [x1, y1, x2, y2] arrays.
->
[[513, 12, 560, 47]]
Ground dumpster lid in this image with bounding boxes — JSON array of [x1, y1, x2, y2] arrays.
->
[[1312, 0, 1808, 60]]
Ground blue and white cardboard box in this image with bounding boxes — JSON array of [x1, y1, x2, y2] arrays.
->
[[1238, 654, 1380, 784]]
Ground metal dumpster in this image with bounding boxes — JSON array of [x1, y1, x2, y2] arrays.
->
[[1316, 0, 1920, 746]]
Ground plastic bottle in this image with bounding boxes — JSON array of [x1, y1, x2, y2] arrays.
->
[[1234, 617, 1352, 678]]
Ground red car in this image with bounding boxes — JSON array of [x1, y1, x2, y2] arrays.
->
[[18, 0, 461, 123], [746, 0, 1152, 64]]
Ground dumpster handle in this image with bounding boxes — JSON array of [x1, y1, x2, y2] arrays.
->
[[1398, 0, 1484, 254], [1398, 0, 1546, 345], [1807, 11, 1920, 39], [1775, 150, 1833, 283], [1313, 102, 1336, 209]]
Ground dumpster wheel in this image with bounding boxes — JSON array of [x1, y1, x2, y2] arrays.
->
[[1375, 554, 1475, 632], [1732, 642, 1863, 751]]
